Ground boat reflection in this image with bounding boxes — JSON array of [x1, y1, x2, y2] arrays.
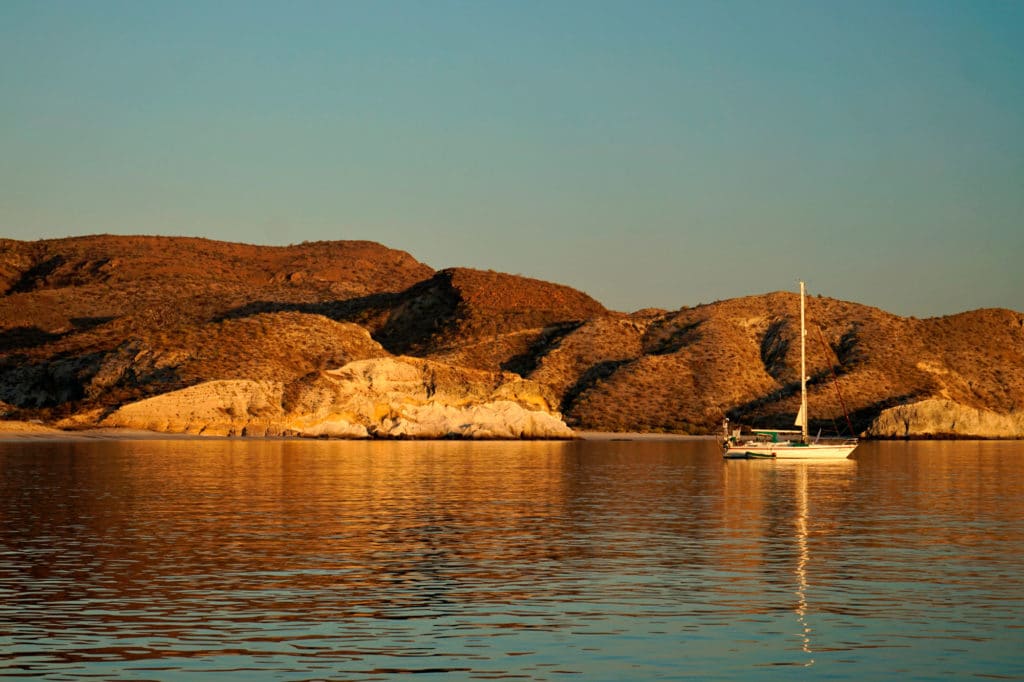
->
[[722, 458, 857, 666]]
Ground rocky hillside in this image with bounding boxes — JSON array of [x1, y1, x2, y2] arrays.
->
[[2, 235, 1022, 438], [529, 295, 1024, 438], [1, 235, 430, 414]]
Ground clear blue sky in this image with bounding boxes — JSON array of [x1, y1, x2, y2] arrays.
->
[[2, 1, 1022, 317]]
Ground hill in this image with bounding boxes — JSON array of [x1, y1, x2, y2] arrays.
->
[[528, 294, 1024, 436], [2, 235, 1022, 438], [0, 236, 428, 416]]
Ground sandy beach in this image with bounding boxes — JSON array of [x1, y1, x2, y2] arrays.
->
[[0, 421, 210, 441]]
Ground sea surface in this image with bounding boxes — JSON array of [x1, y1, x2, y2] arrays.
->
[[0, 438, 1022, 681]]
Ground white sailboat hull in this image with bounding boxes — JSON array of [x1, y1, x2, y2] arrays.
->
[[724, 441, 857, 460]]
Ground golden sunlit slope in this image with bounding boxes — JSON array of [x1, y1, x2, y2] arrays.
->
[[0, 234, 433, 330]]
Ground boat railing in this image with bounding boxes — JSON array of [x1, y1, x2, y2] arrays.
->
[[813, 436, 859, 445]]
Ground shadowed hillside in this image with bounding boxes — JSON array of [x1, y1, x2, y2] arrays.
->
[[383, 268, 607, 370], [2, 235, 1022, 437]]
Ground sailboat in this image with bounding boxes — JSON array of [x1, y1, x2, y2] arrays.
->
[[723, 281, 859, 460]]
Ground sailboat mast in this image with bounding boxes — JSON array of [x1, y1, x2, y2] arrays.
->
[[800, 280, 809, 442]]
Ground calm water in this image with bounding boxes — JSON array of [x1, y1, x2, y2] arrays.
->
[[1, 438, 1022, 681]]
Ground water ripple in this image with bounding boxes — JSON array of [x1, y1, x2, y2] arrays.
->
[[1, 439, 1022, 680]]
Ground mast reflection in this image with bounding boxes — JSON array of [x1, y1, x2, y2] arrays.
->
[[794, 463, 812, 664], [722, 458, 857, 666]]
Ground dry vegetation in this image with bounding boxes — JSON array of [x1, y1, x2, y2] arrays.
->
[[2, 235, 1022, 434]]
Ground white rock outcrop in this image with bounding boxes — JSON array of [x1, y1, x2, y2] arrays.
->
[[101, 380, 286, 437], [865, 398, 1024, 439], [101, 357, 574, 439]]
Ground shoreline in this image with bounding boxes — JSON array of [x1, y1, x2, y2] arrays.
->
[[574, 431, 715, 441], [1, 422, 1020, 442], [0, 421, 716, 442]]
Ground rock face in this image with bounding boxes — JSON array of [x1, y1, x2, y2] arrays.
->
[[864, 399, 1024, 439], [100, 380, 286, 436], [100, 357, 574, 439]]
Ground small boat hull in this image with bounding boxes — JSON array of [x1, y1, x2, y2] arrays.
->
[[724, 442, 857, 460]]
